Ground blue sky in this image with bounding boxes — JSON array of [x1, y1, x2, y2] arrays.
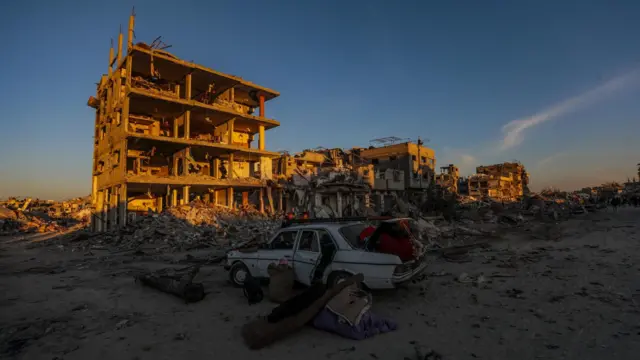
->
[[1, 1, 639, 199]]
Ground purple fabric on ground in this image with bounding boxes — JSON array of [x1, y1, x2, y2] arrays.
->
[[312, 308, 397, 340]]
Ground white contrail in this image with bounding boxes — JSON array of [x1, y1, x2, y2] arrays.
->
[[500, 69, 640, 150]]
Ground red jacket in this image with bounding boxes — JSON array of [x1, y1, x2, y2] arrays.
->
[[378, 234, 415, 262]]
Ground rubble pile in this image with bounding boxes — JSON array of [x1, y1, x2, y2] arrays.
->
[[0, 207, 66, 235], [70, 201, 280, 253]]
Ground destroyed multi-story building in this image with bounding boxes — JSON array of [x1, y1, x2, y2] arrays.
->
[[89, 14, 281, 231], [359, 141, 436, 191], [359, 141, 436, 211], [435, 164, 460, 195], [468, 162, 529, 201]]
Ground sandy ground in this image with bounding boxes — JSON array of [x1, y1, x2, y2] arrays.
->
[[1, 209, 640, 360]]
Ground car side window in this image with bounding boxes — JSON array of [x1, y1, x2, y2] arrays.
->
[[271, 231, 297, 250], [298, 230, 319, 252]]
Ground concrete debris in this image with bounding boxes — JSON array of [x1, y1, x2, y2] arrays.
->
[[63, 200, 280, 253], [0, 196, 91, 235]]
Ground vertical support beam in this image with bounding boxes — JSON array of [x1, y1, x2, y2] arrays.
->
[[336, 192, 343, 218], [173, 117, 179, 138], [104, 188, 111, 230], [119, 184, 127, 227], [266, 186, 274, 214], [111, 187, 119, 229], [95, 190, 104, 232], [184, 73, 192, 139], [228, 153, 234, 179], [227, 118, 235, 145], [278, 189, 283, 212], [175, 84, 181, 98], [185, 73, 192, 100], [213, 158, 220, 179], [108, 40, 114, 77], [227, 187, 234, 209], [117, 28, 123, 64], [127, 13, 135, 50], [156, 196, 163, 213], [259, 188, 265, 213], [242, 192, 249, 207], [214, 189, 219, 205], [172, 154, 178, 176], [171, 189, 178, 207], [258, 125, 265, 150], [91, 176, 98, 206], [259, 94, 265, 117], [122, 54, 132, 132], [183, 186, 190, 205]]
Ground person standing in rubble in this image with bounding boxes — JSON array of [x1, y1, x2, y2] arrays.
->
[[611, 196, 621, 212]]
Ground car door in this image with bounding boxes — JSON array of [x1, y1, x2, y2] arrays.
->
[[256, 229, 298, 277], [293, 230, 321, 286]]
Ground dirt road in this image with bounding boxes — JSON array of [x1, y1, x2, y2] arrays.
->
[[1, 209, 639, 360]]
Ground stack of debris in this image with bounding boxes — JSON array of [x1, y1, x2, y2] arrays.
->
[[66, 201, 280, 253], [0, 207, 67, 235]]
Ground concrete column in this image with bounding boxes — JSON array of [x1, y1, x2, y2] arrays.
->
[[227, 187, 234, 209], [259, 94, 265, 117], [95, 190, 105, 232], [184, 74, 191, 139], [91, 176, 98, 206], [259, 188, 265, 213], [171, 189, 178, 207], [336, 192, 343, 218], [104, 188, 111, 230], [183, 186, 190, 204], [228, 153, 234, 179], [258, 125, 265, 150], [278, 190, 283, 212], [214, 190, 219, 205], [117, 30, 123, 64], [227, 119, 235, 145], [118, 184, 127, 227], [213, 158, 220, 179], [173, 118, 179, 138], [266, 186, 274, 214], [172, 154, 179, 176], [156, 196, 163, 213], [242, 192, 249, 207], [127, 13, 134, 49], [315, 193, 322, 207]]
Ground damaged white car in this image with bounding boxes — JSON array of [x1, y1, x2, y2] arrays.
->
[[225, 218, 427, 289]]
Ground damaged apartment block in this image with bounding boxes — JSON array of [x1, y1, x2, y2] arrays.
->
[[466, 162, 530, 201], [88, 13, 281, 231]]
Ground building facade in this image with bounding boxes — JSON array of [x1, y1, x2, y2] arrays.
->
[[89, 14, 281, 231]]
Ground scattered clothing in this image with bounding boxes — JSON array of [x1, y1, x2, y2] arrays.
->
[[326, 283, 371, 326], [312, 308, 397, 340]]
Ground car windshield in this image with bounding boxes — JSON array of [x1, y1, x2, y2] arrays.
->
[[339, 223, 368, 249]]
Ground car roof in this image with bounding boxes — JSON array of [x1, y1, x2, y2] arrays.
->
[[282, 222, 365, 231]]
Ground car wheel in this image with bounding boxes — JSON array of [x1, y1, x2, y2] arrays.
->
[[229, 262, 250, 287], [327, 271, 353, 288]]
